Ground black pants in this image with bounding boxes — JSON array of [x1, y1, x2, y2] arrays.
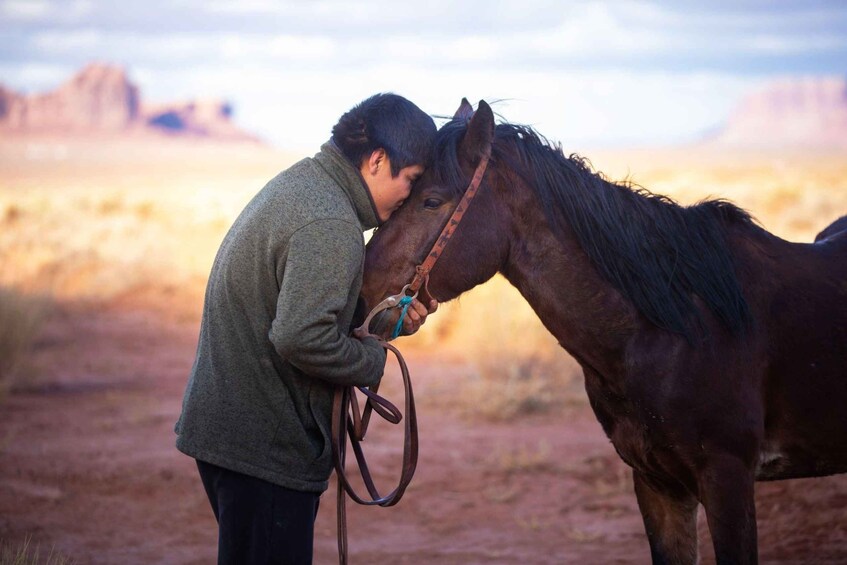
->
[[196, 460, 321, 565]]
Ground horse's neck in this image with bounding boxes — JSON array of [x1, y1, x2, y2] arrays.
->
[[500, 222, 637, 374]]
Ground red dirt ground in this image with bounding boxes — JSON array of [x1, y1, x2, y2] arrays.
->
[[1, 291, 846, 564]]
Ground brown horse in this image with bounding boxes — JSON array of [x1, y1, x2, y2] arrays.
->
[[359, 99, 847, 564]]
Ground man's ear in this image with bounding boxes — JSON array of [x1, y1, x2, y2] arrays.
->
[[363, 148, 387, 176]]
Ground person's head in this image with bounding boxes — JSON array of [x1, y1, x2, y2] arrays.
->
[[332, 93, 436, 222]]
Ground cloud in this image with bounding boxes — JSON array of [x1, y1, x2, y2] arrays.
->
[[217, 34, 336, 62], [0, 61, 71, 93], [1, 0, 845, 148], [6, 1, 845, 74], [743, 33, 847, 54], [0, 0, 52, 20], [31, 29, 103, 53], [1, 0, 93, 23]]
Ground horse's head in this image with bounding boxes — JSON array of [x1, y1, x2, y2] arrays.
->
[[359, 99, 508, 338]]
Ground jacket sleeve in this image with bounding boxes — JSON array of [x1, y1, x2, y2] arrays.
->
[[268, 218, 386, 387]]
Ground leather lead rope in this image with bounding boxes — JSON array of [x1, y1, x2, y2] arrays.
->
[[332, 145, 491, 564], [331, 341, 417, 565]]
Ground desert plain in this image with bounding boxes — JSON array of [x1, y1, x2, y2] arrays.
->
[[1, 134, 846, 563]]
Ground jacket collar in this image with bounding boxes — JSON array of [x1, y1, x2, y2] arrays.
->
[[314, 141, 381, 230]]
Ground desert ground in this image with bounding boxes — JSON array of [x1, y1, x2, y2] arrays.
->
[[1, 135, 846, 564]]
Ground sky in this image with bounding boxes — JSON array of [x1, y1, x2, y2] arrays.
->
[[1, 0, 846, 151]]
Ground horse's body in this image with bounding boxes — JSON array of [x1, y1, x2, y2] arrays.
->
[[360, 100, 847, 563]]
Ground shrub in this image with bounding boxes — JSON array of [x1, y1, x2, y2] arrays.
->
[[0, 287, 49, 394]]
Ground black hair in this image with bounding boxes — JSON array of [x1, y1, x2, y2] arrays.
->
[[331, 93, 436, 176]]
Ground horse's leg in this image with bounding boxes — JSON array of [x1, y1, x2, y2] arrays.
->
[[698, 456, 758, 565], [633, 470, 699, 565]]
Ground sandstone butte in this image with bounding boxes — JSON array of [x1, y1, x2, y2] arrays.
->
[[708, 76, 847, 148], [0, 62, 260, 143]]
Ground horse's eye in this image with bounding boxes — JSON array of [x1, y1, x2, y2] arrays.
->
[[423, 198, 442, 209]]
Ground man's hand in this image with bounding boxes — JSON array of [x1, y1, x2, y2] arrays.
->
[[401, 298, 438, 336]]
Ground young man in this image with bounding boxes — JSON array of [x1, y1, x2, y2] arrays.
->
[[175, 93, 438, 564]]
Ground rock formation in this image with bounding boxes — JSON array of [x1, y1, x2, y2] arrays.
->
[[0, 63, 259, 142], [710, 77, 847, 148]]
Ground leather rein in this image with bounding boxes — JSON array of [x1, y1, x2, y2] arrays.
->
[[331, 145, 492, 564]]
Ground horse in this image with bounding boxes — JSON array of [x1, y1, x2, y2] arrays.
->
[[359, 99, 847, 564]]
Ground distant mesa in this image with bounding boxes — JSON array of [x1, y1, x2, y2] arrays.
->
[[0, 63, 260, 143], [708, 77, 847, 148]]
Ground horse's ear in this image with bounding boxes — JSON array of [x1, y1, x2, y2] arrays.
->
[[453, 97, 474, 121], [459, 99, 494, 165]]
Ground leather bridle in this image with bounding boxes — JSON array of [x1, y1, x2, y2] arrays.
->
[[356, 145, 492, 335], [332, 143, 492, 564], [407, 145, 492, 296]]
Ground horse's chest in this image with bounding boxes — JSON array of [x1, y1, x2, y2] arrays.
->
[[584, 379, 677, 478], [589, 394, 650, 466]]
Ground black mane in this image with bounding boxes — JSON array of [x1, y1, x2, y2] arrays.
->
[[433, 118, 754, 339]]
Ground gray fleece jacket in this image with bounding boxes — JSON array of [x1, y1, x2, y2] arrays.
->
[[175, 141, 386, 493]]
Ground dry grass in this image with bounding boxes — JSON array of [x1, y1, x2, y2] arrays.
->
[[0, 137, 298, 301], [0, 537, 74, 565], [487, 440, 554, 475], [2, 136, 845, 418], [408, 275, 586, 420]]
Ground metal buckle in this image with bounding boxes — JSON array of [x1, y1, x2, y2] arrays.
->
[[355, 284, 418, 337]]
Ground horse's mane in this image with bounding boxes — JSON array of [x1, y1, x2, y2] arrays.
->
[[433, 119, 754, 339]]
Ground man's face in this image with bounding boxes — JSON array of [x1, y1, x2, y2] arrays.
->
[[361, 150, 423, 222]]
